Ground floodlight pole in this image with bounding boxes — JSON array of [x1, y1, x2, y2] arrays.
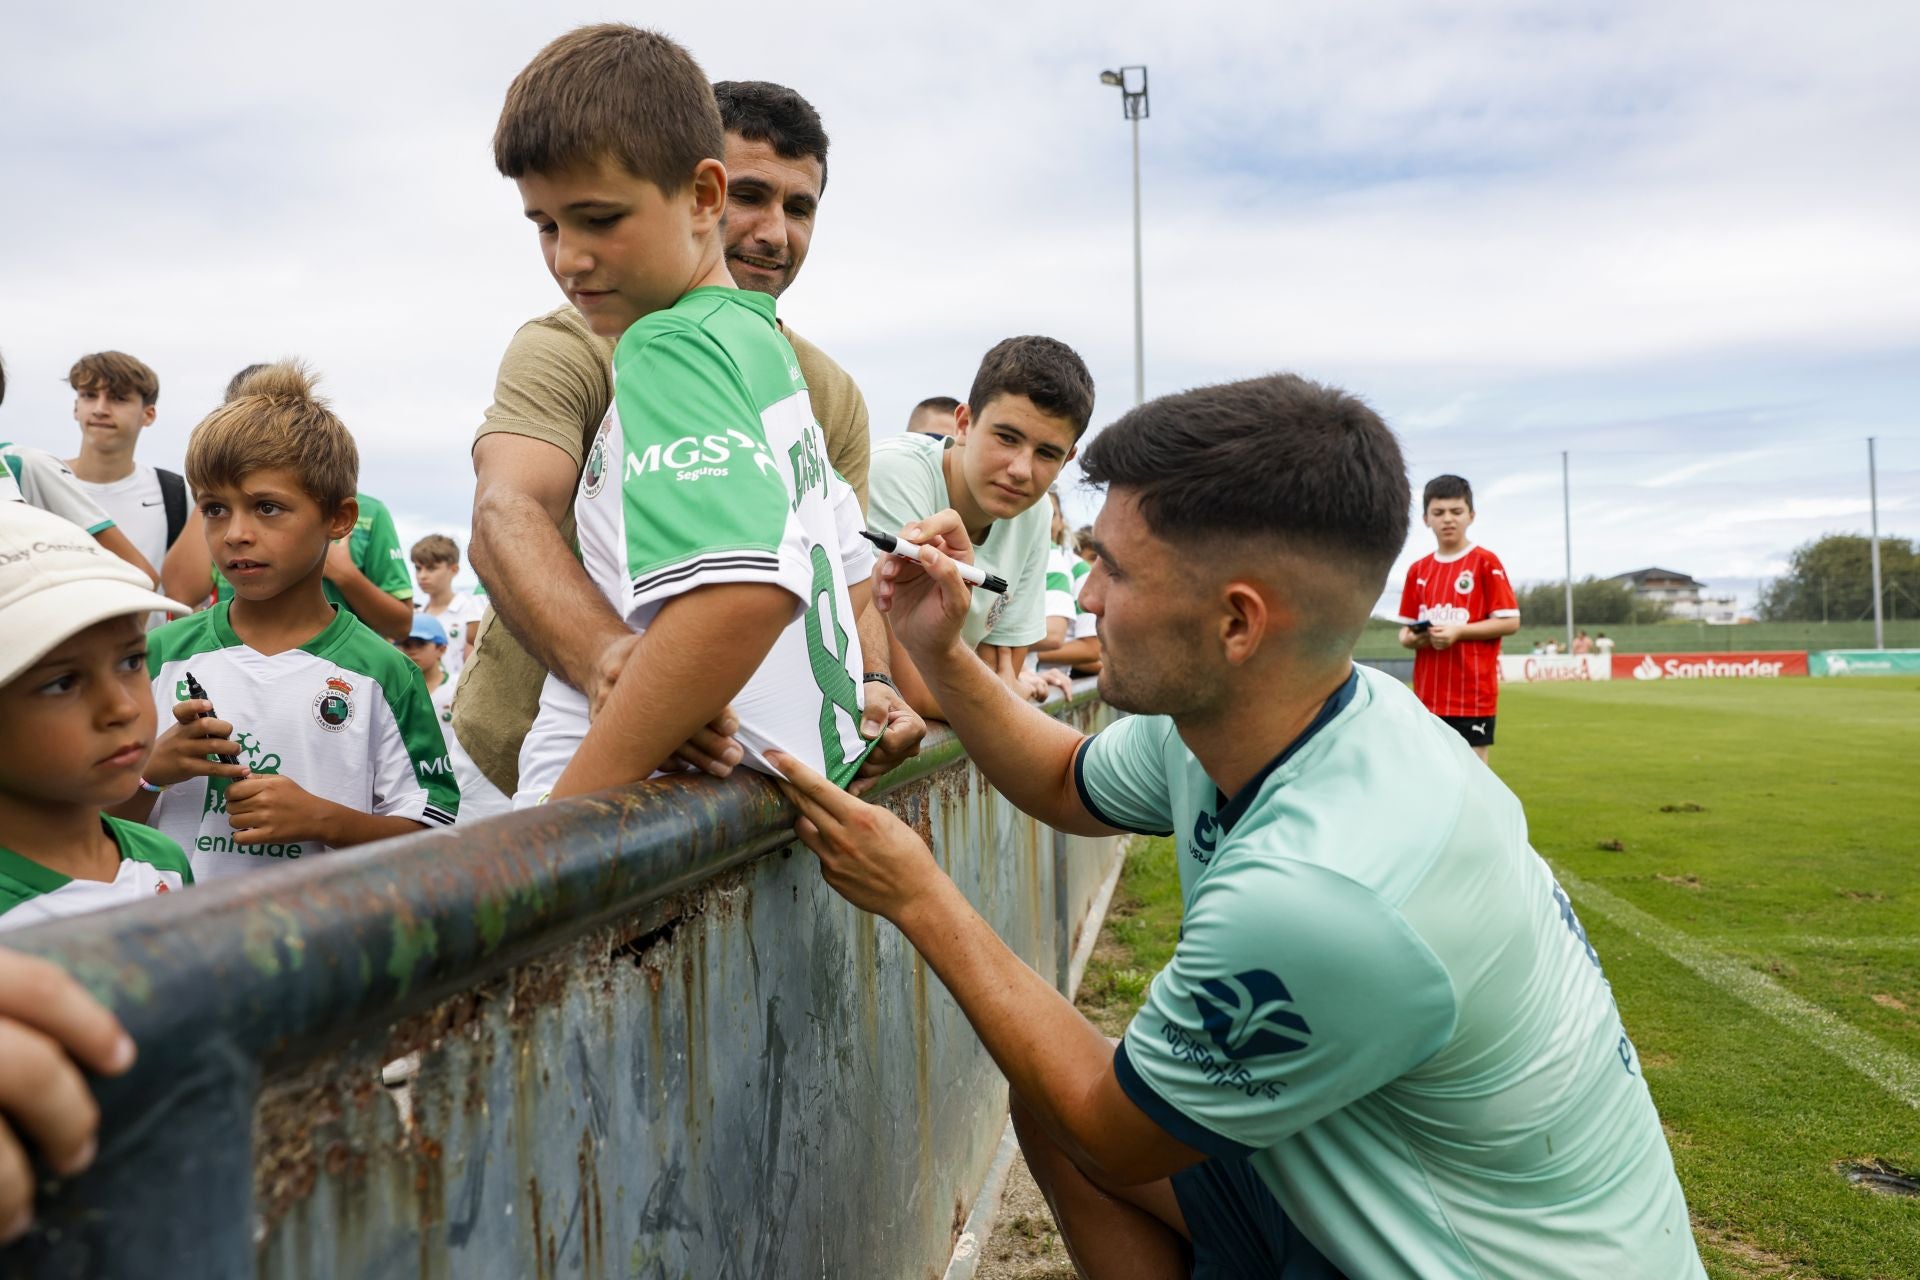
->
[[1869, 436, 1884, 649], [1562, 450, 1575, 652], [1100, 66, 1149, 406]]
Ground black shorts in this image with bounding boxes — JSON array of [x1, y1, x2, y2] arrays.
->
[[1439, 715, 1496, 748], [1170, 1157, 1345, 1279]]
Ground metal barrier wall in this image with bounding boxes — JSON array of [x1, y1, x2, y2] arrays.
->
[[3, 688, 1121, 1280]]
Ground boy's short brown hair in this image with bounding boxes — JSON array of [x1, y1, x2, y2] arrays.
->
[[187, 362, 357, 510], [967, 337, 1097, 440], [493, 24, 724, 192], [68, 351, 160, 406], [411, 534, 459, 567]]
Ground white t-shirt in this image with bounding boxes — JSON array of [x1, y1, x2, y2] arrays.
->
[[432, 670, 510, 820], [419, 591, 488, 677], [514, 287, 874, 807], [146, 603, 458, 880], [0, 442, 114, 533], [72, 464, 169, 572]]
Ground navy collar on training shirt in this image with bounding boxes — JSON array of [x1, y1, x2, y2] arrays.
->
[[1214, 667, 1360, 836]]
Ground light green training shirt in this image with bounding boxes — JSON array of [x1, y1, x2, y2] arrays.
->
[[866, 432, 1049, 649], [0, 817, 192, 932], [1077, 665, 1704, 1279]]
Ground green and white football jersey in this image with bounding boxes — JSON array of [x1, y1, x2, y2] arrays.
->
[[146, 603, 457, 879], [1078, 665, 1704, 1278], [0, 818, 192, 932], [1044, 545, 1077, 622], [0, 441, 115, 534], [515, 287, 874, 805]]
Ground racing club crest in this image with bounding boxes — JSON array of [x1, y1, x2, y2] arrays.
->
[[581, 413, 613, 498], [314, 676, 355, 732], [1454, 569, 1474, 594]]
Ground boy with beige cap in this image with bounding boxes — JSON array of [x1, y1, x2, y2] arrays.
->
[[0, 503, 194, 931]]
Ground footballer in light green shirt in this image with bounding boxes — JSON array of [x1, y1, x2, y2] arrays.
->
[[765, 371, 1704, 1279]]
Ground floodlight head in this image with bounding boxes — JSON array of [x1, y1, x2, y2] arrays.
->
[[1099, 69, 1123, 86]]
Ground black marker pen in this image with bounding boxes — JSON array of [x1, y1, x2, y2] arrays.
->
[[860, 529, 1007, 595], [184, 671, 242, 766]]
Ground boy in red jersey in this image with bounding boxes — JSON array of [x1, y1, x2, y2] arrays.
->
[[1397, 475, 1520, 760]]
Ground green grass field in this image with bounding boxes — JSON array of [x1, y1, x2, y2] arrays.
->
[[1351, 617, 1920, 660], [1078, 677, 1920, 1279]]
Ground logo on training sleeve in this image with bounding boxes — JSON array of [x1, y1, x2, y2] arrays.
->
[[1193, 970, 1312, 1060], [313, 676, 355, 732], [1191, 810, 1220, 864]]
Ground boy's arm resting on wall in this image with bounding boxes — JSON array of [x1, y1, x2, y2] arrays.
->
[[469, 432, 631, 705], [550, 582, 794, 798]]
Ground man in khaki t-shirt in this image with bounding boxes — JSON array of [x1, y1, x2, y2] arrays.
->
[[459, 80, 919, 796]]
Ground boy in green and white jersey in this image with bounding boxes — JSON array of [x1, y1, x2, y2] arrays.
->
[[0, 502, 195, 932], [120, 363, 456, 881], [205, 490, 414, 640], [496, 26, 876, 803], [867, 336, 1095, 720]]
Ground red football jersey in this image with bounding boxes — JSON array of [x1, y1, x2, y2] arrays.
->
[[1398, 545, 1519, 718]]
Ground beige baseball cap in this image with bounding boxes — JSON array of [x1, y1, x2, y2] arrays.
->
[[0, 501, 191, 688]]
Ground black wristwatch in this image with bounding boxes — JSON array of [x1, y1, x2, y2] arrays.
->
[[862, 672, 898, 693]]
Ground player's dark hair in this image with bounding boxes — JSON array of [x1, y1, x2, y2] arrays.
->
[[1423, 474, 1473, 513], [915, 395, 960, 415], [713, 80, 830, 191], [224, 364, 270, 403], [1080, 373, 1410, 590], [494, 25, 723, 192], [967, 337, 1096, 439]]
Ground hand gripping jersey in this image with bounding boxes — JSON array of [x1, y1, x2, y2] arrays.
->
[[1075, 666, 1704, 1279], [146, 604, 458, 879], [514, 288, 874, 805], [1398, 543, 1519, 718], [0, 818, 192, 932]]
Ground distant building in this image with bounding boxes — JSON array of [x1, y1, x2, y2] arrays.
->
[[1609, 567, 1739, 624]]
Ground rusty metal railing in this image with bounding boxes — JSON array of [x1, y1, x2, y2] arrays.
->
[[2, 684, 1120, 1279]]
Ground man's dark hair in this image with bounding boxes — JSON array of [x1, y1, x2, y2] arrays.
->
[[494, 25, 724, 191], [967, 337, 1096, 439], [915, 395, 960, 415], [1080, 373, 1410, 590], [1422, 474, 1474, 513], [225, 363, 270, 403], [713, 80, 830, 191]]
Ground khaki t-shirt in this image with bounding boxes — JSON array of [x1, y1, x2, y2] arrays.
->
[[455, 303, 872, 794]]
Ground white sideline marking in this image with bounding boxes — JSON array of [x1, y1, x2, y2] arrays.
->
[[1556, 867, 1920, 1111]]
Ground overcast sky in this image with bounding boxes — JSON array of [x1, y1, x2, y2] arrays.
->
[[3, 0, 1916, 614]]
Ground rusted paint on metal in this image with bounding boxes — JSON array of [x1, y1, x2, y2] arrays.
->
[[0, 685, 1119, 1279]]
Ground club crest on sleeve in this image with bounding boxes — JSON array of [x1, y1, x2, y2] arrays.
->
[[1454, 569, 1474, 594], [1192, 969, 1312, 1060], [313, 676, 355, 732], [581, 414, 613, 499]]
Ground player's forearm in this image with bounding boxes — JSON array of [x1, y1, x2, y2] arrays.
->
[[894, 876, 1155, 1179], [327, 563, 412, 640], [1047, 638, 1101, 669], [912, 636, 1107, 835], [470, 489, 628, 692], [551, 583, 791, 799], [1032, 618, 1071, 652]]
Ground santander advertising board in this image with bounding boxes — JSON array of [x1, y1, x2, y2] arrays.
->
[[1610, 652, 1809, 680]]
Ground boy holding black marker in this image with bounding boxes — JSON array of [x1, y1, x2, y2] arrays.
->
[[117, 363, 456, 879]]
